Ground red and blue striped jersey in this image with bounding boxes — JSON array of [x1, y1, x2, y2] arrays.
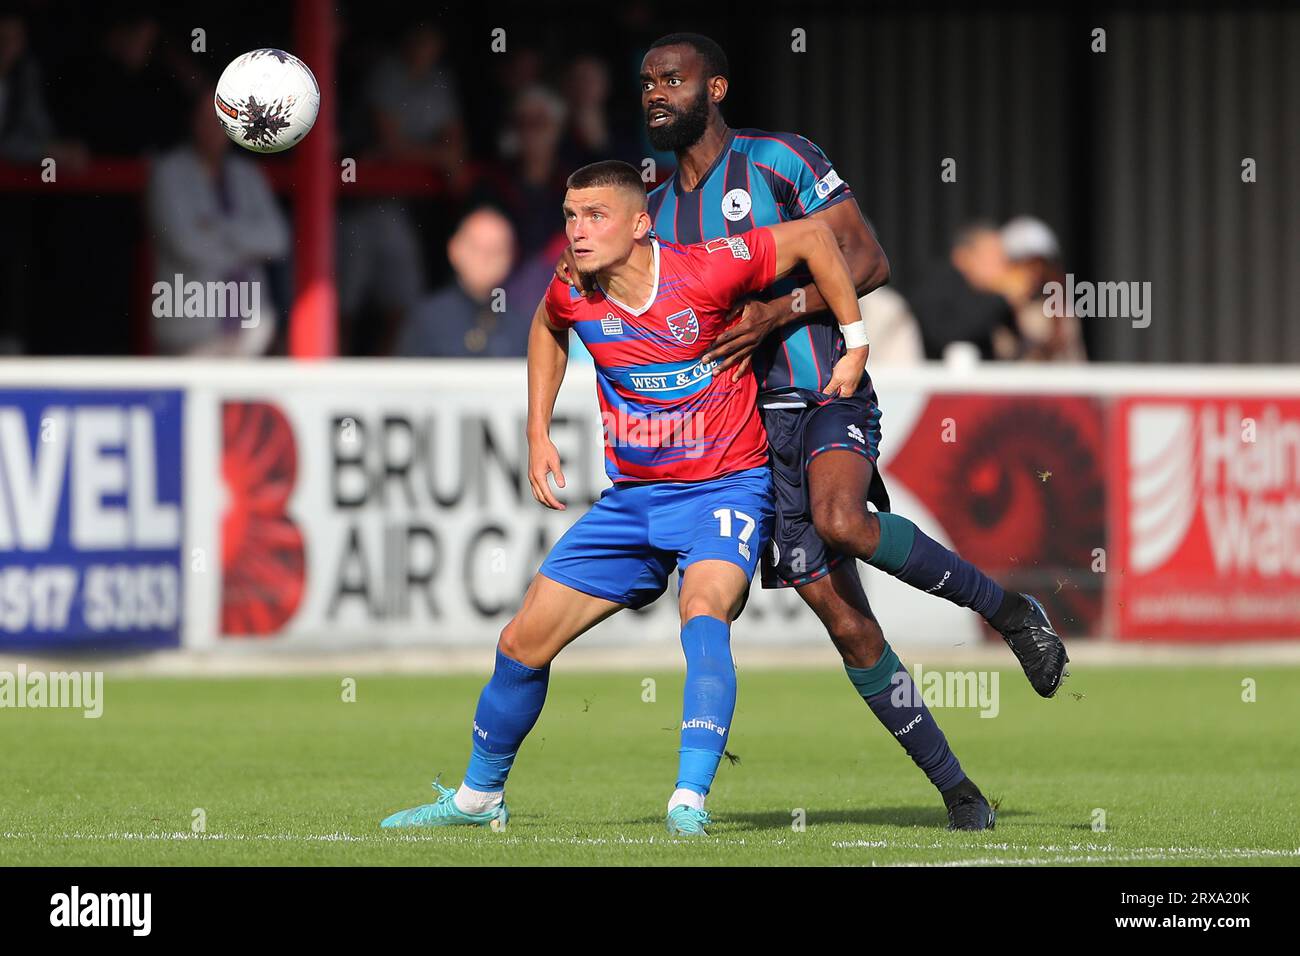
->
[[544, 229, 777, 483], [647, 128, 856, 399]]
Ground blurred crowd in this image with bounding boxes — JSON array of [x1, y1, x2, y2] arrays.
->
[[0, 5, 1085, 363], [899, 216, 1086, 365]]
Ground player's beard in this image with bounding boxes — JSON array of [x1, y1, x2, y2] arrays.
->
[[646, 87, 711, 153]]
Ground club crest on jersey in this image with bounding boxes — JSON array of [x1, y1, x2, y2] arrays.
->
[[665, 308, 699, 345], [722, 188, 752, 221], [704, 236, 752, 261]]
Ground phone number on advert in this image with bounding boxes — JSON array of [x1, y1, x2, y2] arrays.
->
[[0, 564, 179, 632]]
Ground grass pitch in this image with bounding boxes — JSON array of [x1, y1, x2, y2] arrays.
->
[[2, 664, 1298, 866]]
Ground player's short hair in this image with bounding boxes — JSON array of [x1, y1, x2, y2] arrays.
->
[[647, 32, 730, 81], [566, 160, 648, 208]]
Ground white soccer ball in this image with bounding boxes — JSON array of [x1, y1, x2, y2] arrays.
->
[[214, 48, 320, 154]]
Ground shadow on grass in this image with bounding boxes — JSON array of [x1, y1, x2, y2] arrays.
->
[[628, 805, 1033, 830]]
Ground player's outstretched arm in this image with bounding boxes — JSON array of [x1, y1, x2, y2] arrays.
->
[[704, 199, 888, 377], [768, 218, 872, 397], [527, 298, 570, 510], [787, 199, 890, 306]]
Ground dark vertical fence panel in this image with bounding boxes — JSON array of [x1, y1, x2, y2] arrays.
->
[[758, 9, 1298, 362]]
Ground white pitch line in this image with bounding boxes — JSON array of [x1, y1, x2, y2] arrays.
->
[[837, 841, 1300, 865], [1, 830, 700, 846], [904, 848, 1300, 866], [3, 830, 1299, 864]]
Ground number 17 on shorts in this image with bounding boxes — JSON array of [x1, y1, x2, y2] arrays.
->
[[713, 508, 758, 562], [663, 465, 773, 580]]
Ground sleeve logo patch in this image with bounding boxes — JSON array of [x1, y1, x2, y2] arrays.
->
[[814, 168, 844, 199], [704, 236, 752, 260]]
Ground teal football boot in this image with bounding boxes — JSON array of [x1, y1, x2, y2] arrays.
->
[[381, 778, 509, 831], [665, 804, 711, 836]]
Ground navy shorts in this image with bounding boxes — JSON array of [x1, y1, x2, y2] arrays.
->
[[759, 389, 890, 589], [539, 465, 774, 610]]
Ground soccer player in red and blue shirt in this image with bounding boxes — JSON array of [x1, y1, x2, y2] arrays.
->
[[558, 34, 1068, 831], [381, 159, 871, 836]]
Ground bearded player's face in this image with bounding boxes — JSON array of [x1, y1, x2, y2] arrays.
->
[[641, 45, 712, 152], [563, 186, 645, 273]]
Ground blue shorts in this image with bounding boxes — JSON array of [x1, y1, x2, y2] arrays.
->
[[539, 465, 774, 610], [759, 387, 891, 589]]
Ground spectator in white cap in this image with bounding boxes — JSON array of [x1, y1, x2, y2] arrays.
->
[[1001, 215, 1061, 262], [1000, 216, 1086, 362]]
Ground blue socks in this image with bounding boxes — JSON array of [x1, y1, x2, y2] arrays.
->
[[462, 621, 966, 809], [845, 643, 967, 793], [676, 615, 737, 797], [463, 648, 550, 792], [463, 618, 740, 801], [867, 512, 1007, 621]]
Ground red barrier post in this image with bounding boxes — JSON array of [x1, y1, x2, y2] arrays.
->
[[288, 0, 337, 357]]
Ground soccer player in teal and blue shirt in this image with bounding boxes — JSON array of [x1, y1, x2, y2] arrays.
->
[[558, 34, 1069, 830]]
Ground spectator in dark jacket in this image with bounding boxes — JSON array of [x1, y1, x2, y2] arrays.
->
[[910, 221, 1029, 361], [398, 207, 522, 357]]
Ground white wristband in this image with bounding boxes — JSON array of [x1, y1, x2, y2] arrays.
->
[[840, 319, 870, 349]]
